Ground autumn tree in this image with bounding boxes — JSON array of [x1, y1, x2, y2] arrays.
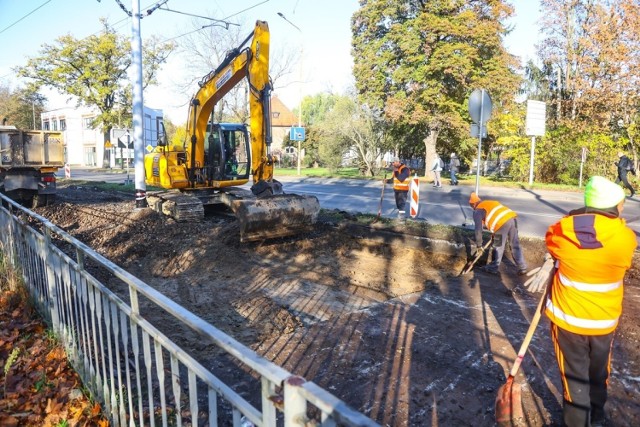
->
[[0, 84, 46, 130], [352, 0, 520, 177], [318, 94, 390, 176], [16, 20, 173, 167], [284, 93, 341, 169], [538, 0, 640, 128], [535, 0, 640, 182]]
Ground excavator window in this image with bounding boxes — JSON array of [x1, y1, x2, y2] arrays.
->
[[207, 130, 222, 180], [222, 129, 249, 178]]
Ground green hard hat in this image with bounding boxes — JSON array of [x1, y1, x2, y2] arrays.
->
[[584, 176, 625, 209]]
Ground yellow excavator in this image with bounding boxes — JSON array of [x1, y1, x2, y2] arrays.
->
[[144, 20, 320, 242]]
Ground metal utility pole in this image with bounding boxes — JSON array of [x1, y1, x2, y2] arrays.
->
[[468, 89, 493, 195], [131, 0, 147, 208], [525, 100, 547, 187], [278, 12, 303, 176]]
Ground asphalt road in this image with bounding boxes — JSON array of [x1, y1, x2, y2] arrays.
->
[[59, 168, 640, 241]]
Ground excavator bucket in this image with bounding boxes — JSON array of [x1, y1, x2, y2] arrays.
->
[[230, 194, 320, 242]]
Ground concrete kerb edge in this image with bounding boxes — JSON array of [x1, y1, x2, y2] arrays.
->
[[339, 222, 465, 257]]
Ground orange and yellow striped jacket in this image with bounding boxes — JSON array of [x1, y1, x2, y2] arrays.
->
[[393, 165, 410, 191], [476, 200, 517, 233], [545, 213, 636, 335]]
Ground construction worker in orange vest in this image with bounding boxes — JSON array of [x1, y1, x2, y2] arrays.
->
[[468, 192, 527, 275], [524, 176, 636, 426], [385, 157, 411, 218]]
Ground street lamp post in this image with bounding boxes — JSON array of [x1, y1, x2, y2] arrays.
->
[[278, 12, 303, 176]]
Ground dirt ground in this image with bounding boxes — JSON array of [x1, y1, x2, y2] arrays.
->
[[30, 183, 640, 426]]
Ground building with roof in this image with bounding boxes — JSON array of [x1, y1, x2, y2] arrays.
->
[[41, 106, 163, 167]]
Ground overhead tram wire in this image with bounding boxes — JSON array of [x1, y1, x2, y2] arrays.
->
[[111, 0, 169, 19], [155, 6, 237, 29], [158, 0, 270, 44], [220, 0, 270, 20], [0, 0, 52, 35]]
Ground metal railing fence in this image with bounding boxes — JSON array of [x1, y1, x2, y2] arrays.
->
[[0, 193, 379, 427]]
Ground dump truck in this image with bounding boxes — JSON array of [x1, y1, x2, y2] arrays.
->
[[0, 125, 64, 207]]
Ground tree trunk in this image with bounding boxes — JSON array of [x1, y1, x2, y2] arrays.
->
[[422, 128, 439, 180]]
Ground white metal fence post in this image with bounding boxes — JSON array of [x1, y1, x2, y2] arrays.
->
[[284, 376, 308, 426]]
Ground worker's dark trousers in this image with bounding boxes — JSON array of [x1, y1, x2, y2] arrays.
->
[[615, 170, 635, 195], [488, 218, 527, 270], [551, 323, 614, 426], [394, 190, 408, 212]]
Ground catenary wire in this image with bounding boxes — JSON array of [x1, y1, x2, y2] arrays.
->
[[0, 0, 53, 35]]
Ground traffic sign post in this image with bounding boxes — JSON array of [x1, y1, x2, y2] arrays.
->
[[579, 147, 587, 188], [290, 127, 305, 176], [290, 126, 305, 141], [468, 89, 493, 195], [525, 100, 547, 186], [113, 129, 133, 184]]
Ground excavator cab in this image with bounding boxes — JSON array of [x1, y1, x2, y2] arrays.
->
[[204, 123, 250, 183]]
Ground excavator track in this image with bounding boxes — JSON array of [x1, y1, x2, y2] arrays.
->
[[146, 188, 320, 242], [146, 190, 204, 222]]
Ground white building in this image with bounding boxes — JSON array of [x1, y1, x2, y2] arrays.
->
[[41, 106, 163, 167]]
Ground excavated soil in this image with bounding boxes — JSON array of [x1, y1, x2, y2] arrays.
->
[[29, 183, 640, 426]]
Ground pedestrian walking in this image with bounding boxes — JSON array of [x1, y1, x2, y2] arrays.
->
[[524, 176, 636, 426], [449, 153, 460, 185], [468, 192, 527, 275], [385, 157, 410, 218], [614, 151, 635, 197], [431, 154, 444, 187]]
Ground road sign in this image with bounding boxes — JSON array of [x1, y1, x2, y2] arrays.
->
[[105, 140, 112, 148], [525, 100, 546, 136], [290, 126, 305, 141], [146, 145, 154, 152], [468, 89, 493, 124], [470, 123, 487, 138], [118, 131, 132, 148]]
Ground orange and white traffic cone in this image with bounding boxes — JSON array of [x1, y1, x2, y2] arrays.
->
[[410, 174, 420, 218]]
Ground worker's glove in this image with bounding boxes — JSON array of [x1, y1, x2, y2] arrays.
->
[[523, 254, 555, 293], [471, 242, 484, 257]]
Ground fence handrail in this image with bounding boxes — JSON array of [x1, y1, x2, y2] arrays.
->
[[0, 192, 380, 426], [3, 195, 293, 385]]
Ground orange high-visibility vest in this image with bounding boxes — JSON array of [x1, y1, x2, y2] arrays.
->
[[545, 213, 636, 335], [393, 165, 410, 191], [476, 200, 516, 233]]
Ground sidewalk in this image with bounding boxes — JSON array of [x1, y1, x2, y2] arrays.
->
[[278, 175, 585, 202]]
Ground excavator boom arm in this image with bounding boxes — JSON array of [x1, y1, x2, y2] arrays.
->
[[186, 21, 273, 184]]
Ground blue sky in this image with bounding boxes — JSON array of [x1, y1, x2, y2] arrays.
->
[[0, 0, 540, 123]]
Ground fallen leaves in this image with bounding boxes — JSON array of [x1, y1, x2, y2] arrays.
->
[[0, 288, 110, 426]]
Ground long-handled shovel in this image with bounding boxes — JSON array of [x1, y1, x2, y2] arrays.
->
[[495, 288, 548, 425], [372, 173, 387, 224], [459, 237, 493, 275]]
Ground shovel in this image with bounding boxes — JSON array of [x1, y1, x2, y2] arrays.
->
[[373, 173, 387, 224], [459, 237, 493, 275], [495, 288, 548, 425]]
